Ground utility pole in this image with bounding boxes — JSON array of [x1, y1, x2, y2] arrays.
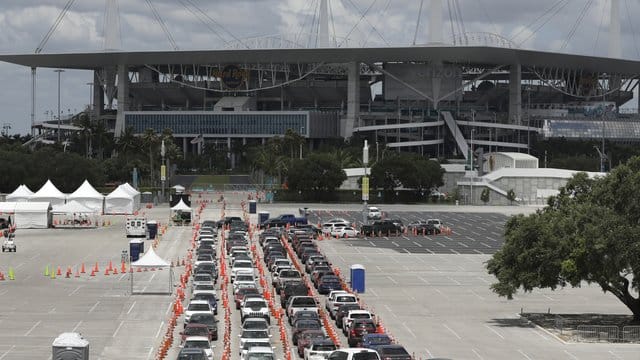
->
[[362, 140, 370, 225], [54, 69, 65, 143]]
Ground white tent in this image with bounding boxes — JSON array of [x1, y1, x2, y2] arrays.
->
[[172, 184, 185, 193], [13, 202, 51, 229], [52, 200, 96, 214], [67, 180, 104, 213], [120, 183, 141, 210], [171, 199, 191, 212], [6, 185, 34, 202], [30, 180, 66, 206], [104, 187, 135, 214], [130, 246, 173, 294]]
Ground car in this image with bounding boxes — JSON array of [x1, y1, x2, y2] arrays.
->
[[242, 346, 277, 360], [238, 340, 272, 357], [330, 226, 359, 238], [235, 287, 261, 309], [181, 336, 214, 360], [304, 339, 338, 360], [323, 218, 351, 226], [270, 259, 292, 273], [234, 274, 257, 291], [296, 329, 327, 357], [361, 333, 392, 350], [180, 323, 212, 343], [375, 345, 412, 360], [192, 273, 215, 289], [274, 269, 302, 291], [317, 275, 343, 294], [240, 297, 271, 324], [195, 255, 215, 267], [280, 281, 309, 307], [177, 347, 208, 360], [426, 219, 443, 231], [187, 313, 218, 341], [388, 219, 405, 234], [191, 293, 218, 315], [366, 207, 382, 220], [193, 284, 217, 298], [241, 318, 270, 332], [184, 300, 213, 324], [326, 292, 358, 318], [2, 237, 15, 252], [238, 329, 271, 349], [335, 304, 362, 328], [231, 260, 254, 282], [327, 348, 380, 360], [342, 310, 374, 334], [290, 310, 320, 326], [291, 319, 323, 345], [286, 296, 319, 318], [347, 319, 377, 347]]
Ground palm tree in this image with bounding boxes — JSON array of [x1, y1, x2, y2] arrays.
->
[[142, 128, 159, 186], [116, 126, 138, 163]]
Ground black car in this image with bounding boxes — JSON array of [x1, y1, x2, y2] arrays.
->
[[177, 348, 207, 360], [260, 218, 289, 229], [280, 282, 309, 307], [375, 345, 413, 359]]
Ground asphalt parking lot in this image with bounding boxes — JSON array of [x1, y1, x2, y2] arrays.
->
[[309, 211, 507, 254]]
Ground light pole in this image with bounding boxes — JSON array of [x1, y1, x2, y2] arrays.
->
[[87, 82, 94, 115], [299, 126, 305, 159], [362, 140, 370, 225], [470, 128, 475, 205], [161, 139, 166, 201], [54, 69, 65, 143]]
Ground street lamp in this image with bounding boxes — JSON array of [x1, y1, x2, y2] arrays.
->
[[54, 69, 65, 143], [87, 82, 94, 113], [299, 126, 305, 160], [470, 128, 475, 205]]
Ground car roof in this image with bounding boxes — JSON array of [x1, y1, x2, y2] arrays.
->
[[184, 322, 209, 328], [184, 336, 210, 342], [247, 346, 275, 353], [188, 300, 210, 305]]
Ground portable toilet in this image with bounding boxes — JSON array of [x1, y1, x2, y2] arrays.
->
[[249, 200, 257, 214], [129, 239, 144, 262], [146, 220, 158, 239], [350, 264, 365, 293], [52, 332, 89, 360], [258, 211, 269, 225]]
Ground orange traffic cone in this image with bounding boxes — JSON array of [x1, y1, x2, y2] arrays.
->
[[108, 261, 113, 271], [90, 270, 96, 277], [104, 268, 110, 275], [56, 266, 62, 276], [94, 262, 99, 272], [113, 267, 119, 274], [121, 262, 126, 273], [75, 267, 80, 278], [137, 267, 142, 272], [80, 263, 86, 274]]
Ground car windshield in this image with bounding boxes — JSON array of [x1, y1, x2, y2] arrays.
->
[[194, 275, 211, 282], [280, 271, 300, 278], [293, 298, 316, 306], [336, 296, 357, 302], [243, 321, 267, 330], [190, 314, 214, 323], [352, 313, 372, 319], [188, 303, 210, 311], [315, 345, 337, 351], [242, 330, 269, 338], [367, 336, 391, 345], [195, 285, 214, 291], [234, 262, 252, 268], [184, 340, 209, 349], [193, 294, 214, 301], [237, 275, 254, 282], [245, 301, 266, 308], [297, 321, 321, 329], [321, 276, 340, 282], [246, 354, 274, 360], [243, 341, 269, 350], [381, 347, 409, 355], [184, 326, 208, 336], [178, 350, 206, 360], [353, 353, 379, 360]]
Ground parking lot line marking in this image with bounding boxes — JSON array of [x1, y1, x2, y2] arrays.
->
[[375, 265, 382, 272], [608, 350, 623, 360], [443, 324, 461, 340], [424, 348, 433, 358], [402, 322, 417, 338], [417, 275, 429, 284], [563, 350, 579, 360], [146, 346, 154, 360], [484, 324, 504, 339], [436, 242, 445, 247], [473, 250, 483, 254], [458, 242, 469, 248], [450, 249, 460, 255], [89, 301, 100, 313], [24, 321, 41, 336], [369, 288, 379, 297], [403, 248, 411, 254], [384, 304, 398, 318], [0, 289, 7, 296], [368, 241, 376, 247], [448, 277, 461, 285], [148, 273, 156, 283], [469, 290, 485, 300], [434, 288, 448, 299], [0, 345, 14, 360], [155, 321, 164, 338], [48, 307, 56, 314], [29, 253, 40, 260], [69, 285, 83, 296], [72, 321, 83, 332], [127, 301, 136, 314], [412, 241, 423, 247], [476, 277, 491, 284], [386, 276, 398, 284], [529, 328, 549, 341], [391, 241, 399, 247], [480, 242, 491, 248], [112, 320, 124, 338], [15, 262, 25, 269], [517, 349, 534, 360], [472, 348, 484, 360], [486, 236, 498, 242], [118, 273, 127, 281], [542, 294, 554, 301]]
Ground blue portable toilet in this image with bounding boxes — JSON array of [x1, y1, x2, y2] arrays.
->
[[258, 211, 269, 225], [146, 220, 158, 239], [249, 200, 257, 214], [129, 239, 143, 262], [350, 264, 365, 293]]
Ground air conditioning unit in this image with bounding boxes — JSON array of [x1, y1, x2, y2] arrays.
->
[[52, 333, 89, 360]]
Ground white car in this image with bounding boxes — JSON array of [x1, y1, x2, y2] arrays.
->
[[182, 336, 214, 360], [192, 284, 217, 299], [241, 297, 271, 324], [184, 300, 213, 323], [239, 340, 272, 357], [304, 340, 337, 360], [238, 329, 271, 349], [342, 310, 373, 334], [231, 260, 254, 282], [234, 274, 257, 291], [242, 346, 277, 360], [426, 218, 443, 230], [327, 348, 379, 360], [192, 273, 215, 290], [366, 207, 382, 220], [330, 226, 358, 238]]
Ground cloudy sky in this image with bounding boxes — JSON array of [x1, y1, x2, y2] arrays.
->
[[0, 0, 639, 135]]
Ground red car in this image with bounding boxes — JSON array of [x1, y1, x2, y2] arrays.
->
[[296, 329, 326, 357]]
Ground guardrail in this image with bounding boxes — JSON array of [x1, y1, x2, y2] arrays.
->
[[574, 325, 640, 343]]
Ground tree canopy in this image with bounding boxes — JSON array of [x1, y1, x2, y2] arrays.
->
[[369, 152, 444, 191], [487, 157, 640, 321], [287, 153, 347, 193]]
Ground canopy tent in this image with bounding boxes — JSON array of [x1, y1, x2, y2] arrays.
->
[[6, 185, 34, 202], [130, 246, 173, 294], [0, 202, 52, 229], [119, 183, 141, 210], [51, 200, 99, 228], [104, 187, 135, 214], [172, 185, 185, 194], [171, 199, 191, 212], [170, 199, 192, 225], [67, 180, 104, 213], [30, 180, 66, 206]]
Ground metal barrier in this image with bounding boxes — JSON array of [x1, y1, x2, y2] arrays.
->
[[576, 325, 619, 342], [554, 315, 566, 335], [622, 326, 640, 342]]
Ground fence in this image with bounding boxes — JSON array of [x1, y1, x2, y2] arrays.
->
[[575, 325, 640, 343]]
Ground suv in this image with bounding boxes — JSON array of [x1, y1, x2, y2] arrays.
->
[[240, 297, 270, 324], [347, 319, 377, 347], [366, 207, 382, 220], [327, 348, 380, 360], [2, 236, 15, 252]]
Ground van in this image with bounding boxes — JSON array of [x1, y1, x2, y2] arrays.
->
[[125, 217, 146, 238]]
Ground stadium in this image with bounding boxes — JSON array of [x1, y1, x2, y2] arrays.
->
[[0, 0, 639, 169]]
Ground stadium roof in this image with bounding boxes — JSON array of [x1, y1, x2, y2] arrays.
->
[[0, 46, 639, 75]]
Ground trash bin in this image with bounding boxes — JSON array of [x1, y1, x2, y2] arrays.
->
[[52, 332, 89, 360], [249, 200, 257, 214], [258, 211, 269, 224], [350, 264, 365, 293], [129, 240, 143, 262], [146, 220, 158, 239]]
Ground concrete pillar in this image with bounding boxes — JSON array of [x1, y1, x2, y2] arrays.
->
[[344, 61, 360, 138], [509, 64, 522, 125], [182, 137, 187, 157], [114, 64, 128, 137]]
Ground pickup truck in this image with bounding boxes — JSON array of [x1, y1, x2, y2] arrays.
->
[[273, 269, 302, 292], [286, 296, 319, 319], [360, 220, 402, 236]]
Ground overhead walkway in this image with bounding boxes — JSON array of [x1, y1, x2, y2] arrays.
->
[[352, 121, 444, 132], [442, 111, 469, 160]]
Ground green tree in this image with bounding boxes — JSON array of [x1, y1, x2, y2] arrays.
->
[[369, 153, 444, 192], [481, 188, 490, 204], [487, 158, 640, 321], [506, 189, 516, 205], [287, 153, 347, 193], [142, 129, 159, 186]]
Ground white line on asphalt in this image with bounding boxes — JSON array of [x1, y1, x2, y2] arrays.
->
[[443, 324, 461, 340], [24, 321, 41, 336], [29, 253, 40, 260], [368, 241, 376, 247], [424, 348, 433, 358], [155, 321, 164, 338], [15, 262, 25, 269], [458, 242, 469, 248], [69, 285, 83, 296], [436, 242, 445, 247], [476, 277, 491, 284], [0, 289, 7, 296], [0, 345, 14, 360], [148, 273, 156, 283], [484, 324, 504, 339], [127, 301, 136, 314], [119, 273, 127, 281], [469, 290, 485, 300], [563, 350, 579, 360], [146, 346, 155, 360], [165, 302, 173, 315], [402, 323, 417, 338], [390, 256, 400, 263], [391, 241, 399, 247], [447, 277, 461, 285], [417, 275, 429, 284], [542, 294, 554, 301], [386, 276, 398, 284], [112, 320, 124, 338], [608, 350, 623, 360], [529, 328, 549, 341], [517, 349, 534, 360], [384, 304, 398, 318], [480, 242, 491, 248], [48, 307, 56, 314], [412, 241, 423, 247], [369, 288, 379, 297], [465, 236, 476, 242], [72, 321, 83, 332], [472, 348, 484, 360], [486, 236, 497, 242], [403, 248, 411, 254], [473, 250, 483, 254], [89, 301, 100, 313], [375, 265, 382, 272], [450, 249, 460, 255]]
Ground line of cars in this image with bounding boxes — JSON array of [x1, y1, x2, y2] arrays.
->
[[321, 215, 444, 238], [264, 223, 414, 359]]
